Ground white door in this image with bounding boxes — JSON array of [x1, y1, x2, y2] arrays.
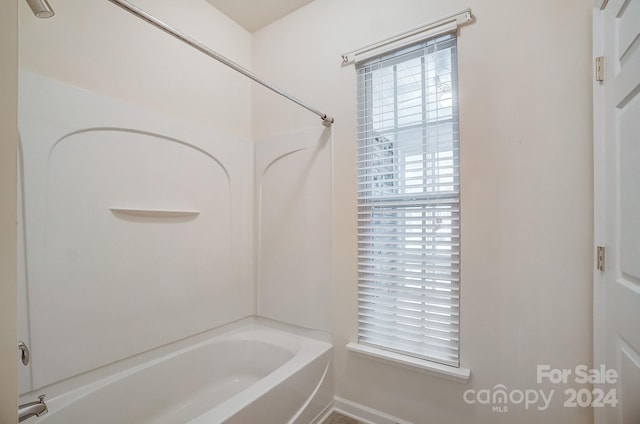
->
[[594, 1, 640, 423]]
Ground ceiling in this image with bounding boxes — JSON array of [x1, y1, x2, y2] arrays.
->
[[205, 0, 315, 33]]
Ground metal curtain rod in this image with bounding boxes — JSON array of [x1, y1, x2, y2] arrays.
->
[[107, 0, 335, 127]]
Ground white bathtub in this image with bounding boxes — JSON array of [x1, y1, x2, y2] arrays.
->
[[23, 318, 332, 424]]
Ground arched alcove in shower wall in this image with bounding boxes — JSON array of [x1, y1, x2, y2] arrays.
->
[[18, 71, 254, 391], [255, 128, 332, 333]]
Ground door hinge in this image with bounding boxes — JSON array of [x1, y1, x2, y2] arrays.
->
[[596, 246, 606, 271], [595, 56, 604, 82]]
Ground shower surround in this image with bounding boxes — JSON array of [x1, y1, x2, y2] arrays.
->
[[18, 38, 331, 419]]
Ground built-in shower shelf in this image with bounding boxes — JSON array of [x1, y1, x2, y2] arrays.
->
[[109, 207, 200, 218]]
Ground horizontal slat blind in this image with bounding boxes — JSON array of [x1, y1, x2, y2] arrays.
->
[[356, 33, 460, 367]]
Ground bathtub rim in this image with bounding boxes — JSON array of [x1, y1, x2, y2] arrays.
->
[[20, 316, 331, 415]]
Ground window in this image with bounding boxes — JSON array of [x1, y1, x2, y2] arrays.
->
[[356, 32, 460, 367]]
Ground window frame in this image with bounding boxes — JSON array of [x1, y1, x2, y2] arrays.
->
[[355, 32, 462, 369]]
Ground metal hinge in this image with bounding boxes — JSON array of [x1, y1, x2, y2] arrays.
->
[[595, 56, 604, 82], [596, 246, 606, 271]]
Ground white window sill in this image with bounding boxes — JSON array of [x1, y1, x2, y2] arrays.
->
[[346, 342, 471, 383]]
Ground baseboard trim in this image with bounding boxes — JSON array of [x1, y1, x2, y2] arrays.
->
[[332, 397, 413, 424], [310, 401, 336, 424]]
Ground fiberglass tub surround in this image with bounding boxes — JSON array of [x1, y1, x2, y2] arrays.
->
[[18, 70, 332, 422], [18, 70, 254, 391]]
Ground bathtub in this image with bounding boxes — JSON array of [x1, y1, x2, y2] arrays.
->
[[23, 318, 332, 424]]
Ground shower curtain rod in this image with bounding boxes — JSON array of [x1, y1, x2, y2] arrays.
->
[[107, 0, 335, 127]]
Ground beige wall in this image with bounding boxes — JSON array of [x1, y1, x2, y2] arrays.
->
[[13, 0, 594, 421], [20, 0, 253, 139], [0, 0, 18, 421], [253, 0, 593, 422]]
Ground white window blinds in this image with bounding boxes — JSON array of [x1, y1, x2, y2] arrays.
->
[[356, 32, 460, 367]]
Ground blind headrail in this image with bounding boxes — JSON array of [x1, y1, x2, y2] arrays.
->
[[107, 0, 335, 127], [341, 8, 473, 65]]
